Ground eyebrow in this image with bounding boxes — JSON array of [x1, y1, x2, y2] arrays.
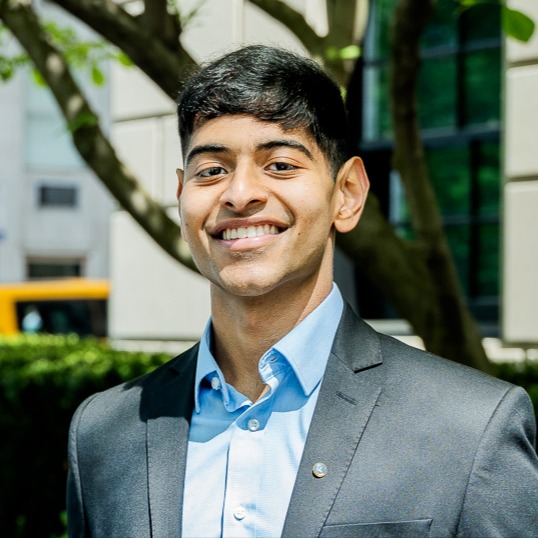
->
[[185, 144, 228, 168], [256, 139, 314, 161], [185, 139, 315, 168]]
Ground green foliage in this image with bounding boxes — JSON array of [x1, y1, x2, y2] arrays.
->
[[0, 18, 132, 86], [502, 6, 535, 43], [325, 44, 361, 61], [0, 335, 170, 538], [0, 22, 27, 81], [42, 21, 130, 86]]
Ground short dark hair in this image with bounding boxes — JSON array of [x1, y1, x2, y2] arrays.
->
[[177, 45, 349, 176]]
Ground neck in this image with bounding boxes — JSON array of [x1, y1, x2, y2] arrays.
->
[[210, 273, 332, 401]]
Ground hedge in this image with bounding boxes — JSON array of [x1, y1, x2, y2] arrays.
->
[[0, 335, 537, 537], [0, 335, 170, 538]]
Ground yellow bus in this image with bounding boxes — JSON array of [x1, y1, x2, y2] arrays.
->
[[0, 278, 109, 337]]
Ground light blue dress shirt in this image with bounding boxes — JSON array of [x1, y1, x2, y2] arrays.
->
[[182, 285, 344, 538]]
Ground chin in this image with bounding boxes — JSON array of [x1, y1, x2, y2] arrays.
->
[[216, 278, 279, 298]]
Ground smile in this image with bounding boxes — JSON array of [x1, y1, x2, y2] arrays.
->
[[221, 225, 281, 240]]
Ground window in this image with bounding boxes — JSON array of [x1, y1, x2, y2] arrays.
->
[[16, 299, 107, 337], [38, 185, 78, 208], [358, 0, 501, 332], [27, 260, 82, 279]]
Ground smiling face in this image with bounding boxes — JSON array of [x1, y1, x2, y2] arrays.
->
[[177, 115, 368, 303]]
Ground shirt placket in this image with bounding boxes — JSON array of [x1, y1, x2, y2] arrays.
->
[[221, 353, 284, 537], [222, 418, 265, 537]]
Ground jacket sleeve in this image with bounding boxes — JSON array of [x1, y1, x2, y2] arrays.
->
[[457, 385, 538, 537], [66, 394, 98, 538]]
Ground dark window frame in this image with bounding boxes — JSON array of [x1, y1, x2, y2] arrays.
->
[[38, 184, 78, 208]]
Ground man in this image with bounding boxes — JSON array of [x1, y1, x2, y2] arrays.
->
[[67, 45, 538, 537]]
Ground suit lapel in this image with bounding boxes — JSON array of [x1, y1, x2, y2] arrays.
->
[[145, 346, 197, 538], [282, 306, 384, 538]]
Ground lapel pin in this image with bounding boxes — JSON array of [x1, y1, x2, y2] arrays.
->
[[312, 462, 328, 478]]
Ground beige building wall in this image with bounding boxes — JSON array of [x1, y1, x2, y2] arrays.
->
[[503, 0, 538, 344]]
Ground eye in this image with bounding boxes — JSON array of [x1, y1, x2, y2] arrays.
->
[[196, 166, 227, 178], [266, 162, 297, 172]]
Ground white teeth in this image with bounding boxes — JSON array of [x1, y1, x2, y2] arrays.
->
[[222, 225, 280, 240]]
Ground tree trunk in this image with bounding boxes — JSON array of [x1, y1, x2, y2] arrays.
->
[[387, 0, 491, 372]]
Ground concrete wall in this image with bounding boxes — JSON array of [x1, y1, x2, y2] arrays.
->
[[502, 0, 538, 344]]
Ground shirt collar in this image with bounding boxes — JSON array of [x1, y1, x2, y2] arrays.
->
[[272, 284, 343, 396], [193, 284, 344, 412]]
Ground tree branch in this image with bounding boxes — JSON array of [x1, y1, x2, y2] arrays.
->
[[0, 0, 196, 272], [247, 0, 326, 55], [48, 0, 195, 99], [140, 0, 182, 51]]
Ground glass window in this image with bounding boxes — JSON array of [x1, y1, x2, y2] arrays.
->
[[363, 0, 398, 61], [421, 0, 458, 49], [363, 65, 391, 141], [419, 57, 458, 130], [463, 49, 501, 126], [38, 185, 78, 208], [461, 3, 501, 43], [16, 299, 107, 337], [477, 143, 500, 216], [27, 260, 82, 279], [427, 146, 471, 216], [358, 0, 501, 327]]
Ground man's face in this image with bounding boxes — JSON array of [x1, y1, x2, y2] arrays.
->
[[177, 115, 364, 299]]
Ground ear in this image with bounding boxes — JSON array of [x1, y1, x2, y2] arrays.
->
[[333, 156, 369, 234], [176, 168, 188, 239], [176, 168, 184, 200]]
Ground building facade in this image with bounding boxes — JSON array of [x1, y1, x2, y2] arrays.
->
[[0, 1, 113, 283]]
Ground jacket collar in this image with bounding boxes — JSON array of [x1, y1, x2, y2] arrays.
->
[[145, 345, 198, 538], [281, 304, 384, 537]]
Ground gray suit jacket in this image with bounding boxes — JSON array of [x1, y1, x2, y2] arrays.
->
[[67, 306, 538, 537]]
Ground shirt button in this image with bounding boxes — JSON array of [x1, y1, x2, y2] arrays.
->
[[247, 418, 260, 432], [211, 376, 221, 390], [233, 505, 246, 520]]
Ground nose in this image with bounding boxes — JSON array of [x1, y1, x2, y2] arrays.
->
[[220, 163, 267, 212]]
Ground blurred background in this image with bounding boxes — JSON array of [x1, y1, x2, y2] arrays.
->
[[0, 0, 537, 535], [1, 0, 537, 359]]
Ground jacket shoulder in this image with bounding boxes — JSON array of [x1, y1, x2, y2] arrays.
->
[[71, 343, 198, 432]]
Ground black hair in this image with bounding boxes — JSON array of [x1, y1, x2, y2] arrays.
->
[[177, 45, 349, 176]]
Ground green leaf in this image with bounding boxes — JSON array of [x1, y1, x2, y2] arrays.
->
[[117, 51, 133, 67], [31, 69, 46, 87], [325, 44, 361, 61], [502, 6, 536, 43], [91, 65, 105, 86], [339, 45, 361, 60], [67, 110, 98, 132], [0, 60, 14, 82]]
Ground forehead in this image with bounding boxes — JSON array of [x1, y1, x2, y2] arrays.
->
[[185, 115, 325, 162]]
